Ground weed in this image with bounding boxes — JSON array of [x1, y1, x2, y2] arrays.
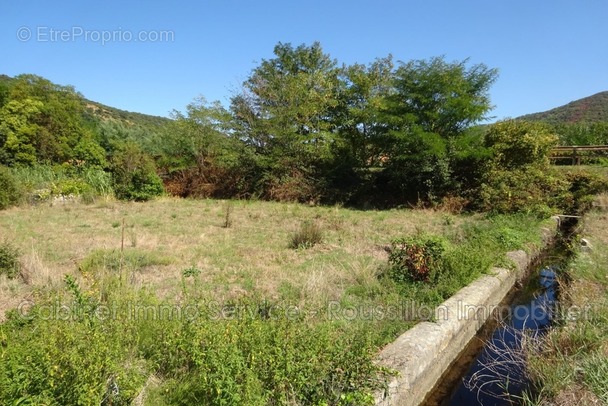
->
[[0, 241, 20, 279], [79, 248, 173, 275], [182, 266, 202, 278], [386, 235, 448, 283], [222, 201, 233, 228], [289, 221, 323, 249]]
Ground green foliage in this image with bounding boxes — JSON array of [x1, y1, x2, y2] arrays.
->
[[484, 120, 558, 169], [478, 166, 569, 216], [373, 56, 498, 203], [0, 164, 23, 209], [389, 57, 498, 139], [289, 221, 323, 249], [110, 143, 164, 201], [387, 235, 448, 283], [231, 42, 341, 201], [553, 121, 608, 146], [0, 292, 149, 405], [0, 240, 21, 279], [51, 178, 93, 197], [0, 98, 43, 166], [141, 302, 384, 406], [1, 50, 504, 208], [0, 75, 104, 166], [477, 120, 566, 216], [9, 164, 113, 202], [0, 278, 387, 405], [154, 99, 256, 199], [79, 248, 173, 275], [383, 214, 546, 304]]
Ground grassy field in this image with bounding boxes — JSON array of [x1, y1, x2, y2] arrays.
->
[[0, 197, 550, 405], [525, 195, 608, 405], [0, 198, 459, 316]]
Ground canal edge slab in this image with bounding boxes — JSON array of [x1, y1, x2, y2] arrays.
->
[[374, 220, 558, 406]]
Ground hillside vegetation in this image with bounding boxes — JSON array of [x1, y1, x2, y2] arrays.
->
[[519, 91, 608, 124], [517, 91, 608, 146]]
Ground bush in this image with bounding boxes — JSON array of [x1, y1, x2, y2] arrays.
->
[[386, 235, 448, 283], [51, 178, 93, 197], [111, 143, 164, 201], [9, 165, 114, 203], [484, 120, 558, 169], [0, 241, 21, 279], [0, 165, 23, 210], [289, 221, 323, 249], [476, 120, 568, 216], [478, 166, 570, 216]]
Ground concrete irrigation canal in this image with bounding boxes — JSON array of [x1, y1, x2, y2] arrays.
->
[[375, 216, 578, 405]]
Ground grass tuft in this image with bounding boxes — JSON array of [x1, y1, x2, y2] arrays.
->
[[289, 220, 323, 249]]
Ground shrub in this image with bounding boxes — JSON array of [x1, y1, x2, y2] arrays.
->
[[478, 166, 570, 216], [564, 170, 608, 213], [111, 143, 164, 201], [475, 120, 568, 216], [386, 235, 448, 283], [289, 221, 323, 249], [484, 120, 558, 169], [51, 178, 93, 197], [0, 240, 21, 279], [0, 165, 23, 210]]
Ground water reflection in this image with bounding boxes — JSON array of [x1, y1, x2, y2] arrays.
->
[[449, 267, 558, 405]]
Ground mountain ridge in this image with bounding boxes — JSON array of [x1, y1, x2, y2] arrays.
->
[[517, 91, 608, 124]]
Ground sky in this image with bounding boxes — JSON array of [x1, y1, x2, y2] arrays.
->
[[2, 0, 607, 121]]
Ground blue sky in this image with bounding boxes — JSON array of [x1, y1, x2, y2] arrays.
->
[[3, 0, 607, 120]]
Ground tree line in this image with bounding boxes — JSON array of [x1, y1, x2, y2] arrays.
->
[[2, 42, 607, 213]]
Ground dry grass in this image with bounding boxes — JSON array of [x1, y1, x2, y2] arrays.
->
[[0, 197, 454, 318]]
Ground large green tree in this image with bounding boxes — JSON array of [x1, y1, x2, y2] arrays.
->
[[0, 74, 106, 167], [0, 98, 43, 165], [231, 42, 342, 201], [379, 57, 498, 201]]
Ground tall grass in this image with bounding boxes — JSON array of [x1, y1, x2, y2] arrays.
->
[[10, 165, 114, 200]]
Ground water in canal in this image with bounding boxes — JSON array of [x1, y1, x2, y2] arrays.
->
[[447, 265, 560, 405]]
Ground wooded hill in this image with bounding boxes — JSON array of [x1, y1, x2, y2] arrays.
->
[[518, 91, 608, 124]]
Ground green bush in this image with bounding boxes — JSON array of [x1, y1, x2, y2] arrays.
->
[[484, 120, 558, 169], [111, 143, 164, 201], [0, 165, 23, 210], [0, 279, 386, 405], [0, 240, 21, 279], [51, 178, 93, 197], [9, 164, 114, 202], [478, 166, 570, 216], [289, 221, 323, 249], [0, 279, 149, 405], [476, 120, 569, 216], [386, 235, 448, 283], [564, 170, 608, 213]]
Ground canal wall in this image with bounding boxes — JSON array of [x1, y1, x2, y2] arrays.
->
[[374, 221, 558, 406]]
